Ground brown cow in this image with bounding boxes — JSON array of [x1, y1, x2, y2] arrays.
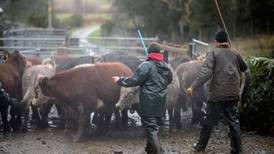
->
[[38, 62, 132, 142], [175, 60, 206, 127], [0, 51, 26, 132]]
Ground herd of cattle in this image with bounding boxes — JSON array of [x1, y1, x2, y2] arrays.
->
[[0, 50, 250, 142]]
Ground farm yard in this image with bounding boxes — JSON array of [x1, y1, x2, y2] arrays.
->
[[0, 110, 274, 154], [0, 0, 274, 154]]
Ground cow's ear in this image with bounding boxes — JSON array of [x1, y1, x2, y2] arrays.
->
[[4, 51, 10, 59]]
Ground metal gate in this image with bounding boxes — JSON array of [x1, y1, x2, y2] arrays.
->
[[191, 38, 211, 59], [0, 28, 158, 58]]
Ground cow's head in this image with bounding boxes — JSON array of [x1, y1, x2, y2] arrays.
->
[[42, 58, 56, 69], [32, 84, 54, 107], [7, 51, 27, 69], [7, 50, 26, 66], [116, 87, 139, 111], [38, 76, 54, 98]]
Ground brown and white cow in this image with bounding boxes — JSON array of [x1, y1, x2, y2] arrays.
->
[[0, 51, 26, 132], [38, 62, 132, 142], [21, 58, 56, 131]]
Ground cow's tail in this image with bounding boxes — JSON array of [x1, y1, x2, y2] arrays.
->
[[21, 88, 31, 106]]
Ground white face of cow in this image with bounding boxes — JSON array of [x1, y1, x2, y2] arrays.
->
[[32, 84, 53, 106], [116, 87, 139, 110]]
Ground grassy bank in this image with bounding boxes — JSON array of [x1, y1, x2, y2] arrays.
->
[[233, 35, 274, 58], [56, 13, 111, 23]]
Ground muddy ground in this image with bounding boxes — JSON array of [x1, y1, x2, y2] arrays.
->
[[0, 110, 273, 154]]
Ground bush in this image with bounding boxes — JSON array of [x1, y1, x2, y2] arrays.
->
[[28, 13, 48, 28], [100, 20, 115, 36], [241, 57, 274, 135], [64, 15, 84, 28]]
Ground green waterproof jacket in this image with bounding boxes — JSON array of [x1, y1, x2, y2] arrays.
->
[[117, 59, 172, 117]]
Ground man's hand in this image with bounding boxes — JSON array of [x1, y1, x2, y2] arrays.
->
[[112, 76, 120, 82], [186, 86, 193, 97]]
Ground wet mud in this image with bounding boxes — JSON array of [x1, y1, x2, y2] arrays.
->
[[0, 110, 273, 154]]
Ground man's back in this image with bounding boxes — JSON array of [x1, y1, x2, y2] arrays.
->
[[208, 45, 247, 102]]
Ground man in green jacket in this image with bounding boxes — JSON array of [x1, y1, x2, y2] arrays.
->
[[112, 43, 172, 154], [187, 30, 247, 154]]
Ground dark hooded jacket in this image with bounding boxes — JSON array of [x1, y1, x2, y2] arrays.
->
[[117, 58, 172, 117]]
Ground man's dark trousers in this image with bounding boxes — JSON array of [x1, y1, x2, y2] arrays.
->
[[141, 116, 162, 154], [196, 100, 241, 154]]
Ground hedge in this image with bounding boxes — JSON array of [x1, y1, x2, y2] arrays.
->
[[240, 57, 274, 135]]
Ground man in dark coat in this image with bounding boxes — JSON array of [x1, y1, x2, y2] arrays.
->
[[113, 43, 172, 154], [0, 82, 19, 132], [187, 30, 247, 154]]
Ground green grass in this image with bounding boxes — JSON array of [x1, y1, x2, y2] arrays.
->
[[88, 28, 120, 46], [55, 13, 72, 21], [89, 29, 101, 37], [85, 13, 112, 21], [55, 13, 111, 23], [70, 50, 85, 55]]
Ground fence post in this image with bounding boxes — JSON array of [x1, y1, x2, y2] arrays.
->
[[188, 43, 193, 58]]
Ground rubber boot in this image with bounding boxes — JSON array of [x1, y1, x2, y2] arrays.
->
[[151, 131, 162, 154]]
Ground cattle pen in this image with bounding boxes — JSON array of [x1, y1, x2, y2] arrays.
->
[[0, 28, 273, 154]]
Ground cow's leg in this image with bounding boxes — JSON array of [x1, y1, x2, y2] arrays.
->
[[63, 105, 77, 134], [168, 108, 175, 130], [55, 103, 65, 128], [74, 104, 90, 142], [191, 89, 204, 125], [101, 112, 112, 133], [121, 108, 128, 129], [39, 102, 53, 128], [74, 113, 90, 142], [92, 112, 100, 126], [191, 99, 204, 125], [174, 93, 183, 129], [114, 108, 122, 129], [0, 104, 10, 132], [10, 103, 22, 132], [31, 105, 42, 128], [22, 103, 30, 132]]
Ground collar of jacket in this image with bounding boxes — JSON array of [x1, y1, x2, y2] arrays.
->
[[216, 43, 230, 48], [147, 53, 164, 61]]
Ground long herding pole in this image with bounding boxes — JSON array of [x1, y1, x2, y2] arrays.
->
[[137, 29, 148, 55], [214, 0, 232, 46]]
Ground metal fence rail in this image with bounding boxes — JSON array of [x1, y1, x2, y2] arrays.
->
[[0, 37, 157, 50], [0, 28, 158, 58]]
